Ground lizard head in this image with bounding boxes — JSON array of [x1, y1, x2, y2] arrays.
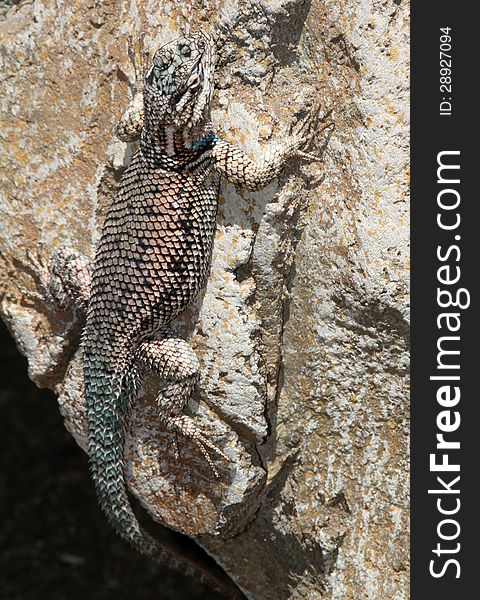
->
[[144, 31, 216, 129]]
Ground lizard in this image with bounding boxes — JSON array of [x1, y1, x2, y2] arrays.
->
[[26, 30, 325, 596]]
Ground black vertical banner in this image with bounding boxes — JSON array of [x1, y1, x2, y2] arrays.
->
[[411, 2, 476, 598]]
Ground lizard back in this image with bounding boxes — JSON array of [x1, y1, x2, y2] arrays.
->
[[86, 145, 220, 353]]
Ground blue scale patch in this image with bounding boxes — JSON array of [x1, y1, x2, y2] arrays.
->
[[190, 133, 216, 151]]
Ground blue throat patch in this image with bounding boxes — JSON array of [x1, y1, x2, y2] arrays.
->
[[190, 132, 216, 151]]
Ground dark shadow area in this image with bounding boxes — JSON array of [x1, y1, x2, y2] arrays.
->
[[252, 453, 344, 594], [269, 0, 312, 66], [0, 319, 231, 600]]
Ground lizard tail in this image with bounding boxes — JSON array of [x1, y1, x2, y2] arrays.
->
[[85, 366, 241, 599]]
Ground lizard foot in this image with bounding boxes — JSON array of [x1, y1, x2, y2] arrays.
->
[[10, 248, 53, 304], [13, 246, 92, 312], [115, 34, 149, 142], [163, 414, 229, 478], [126, 31, 150, 91], [288, 104, 334, 162]]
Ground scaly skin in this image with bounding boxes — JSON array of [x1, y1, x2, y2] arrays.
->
[[28, 31, 325, 597]]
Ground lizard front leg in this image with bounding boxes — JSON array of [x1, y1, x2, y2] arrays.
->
[[135, 334, 228, 475], [115, 92, 144, 143], [212, 104, 327, 190]]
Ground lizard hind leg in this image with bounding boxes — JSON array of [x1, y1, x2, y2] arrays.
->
[[47, 247, 91, 311], [18, 246, 91, 313], [135, 334, 229, 477]]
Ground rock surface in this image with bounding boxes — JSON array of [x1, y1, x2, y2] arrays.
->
[[0, 1, 409, 599]]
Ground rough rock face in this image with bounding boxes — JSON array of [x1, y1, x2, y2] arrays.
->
[[0, 1, 409, 599]]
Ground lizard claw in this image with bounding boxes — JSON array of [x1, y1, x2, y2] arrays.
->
[[10, 248, 52, 304], [172, 430, 181, 462], [294, 149, 322, 162], [27, 248, 55, 301], [127, 31, 150, 93], [163, 414, 229, 478], [287, 104, 334, 161]]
